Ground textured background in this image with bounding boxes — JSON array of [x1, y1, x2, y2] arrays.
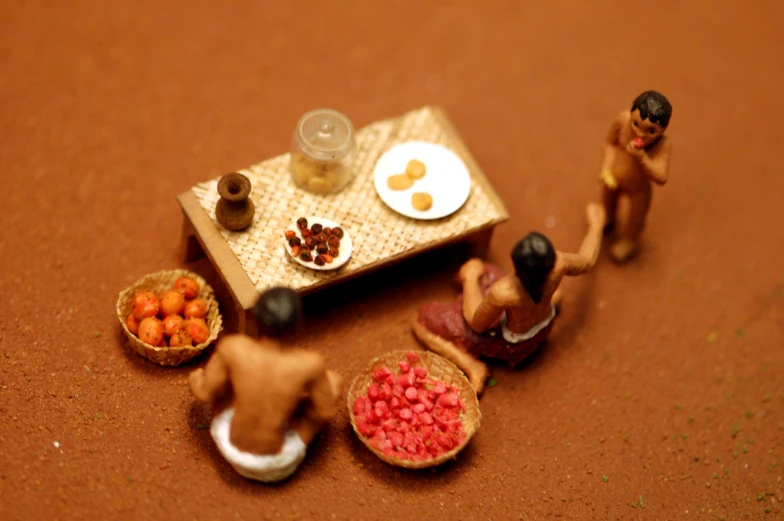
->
[[1, 1, 782, 519]]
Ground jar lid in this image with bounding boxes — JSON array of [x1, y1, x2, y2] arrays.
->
[[294, 109, 355, 161]]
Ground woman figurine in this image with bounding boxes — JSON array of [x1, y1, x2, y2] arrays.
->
[[413, 203, 606, 394]]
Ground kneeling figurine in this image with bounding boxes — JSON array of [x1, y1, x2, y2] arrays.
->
[[413, 203, 605, 394], [189, 287, 343, 482]]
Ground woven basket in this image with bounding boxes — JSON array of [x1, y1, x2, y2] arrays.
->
[[347, 350, 481, 469], [116, 269, 223, 366]]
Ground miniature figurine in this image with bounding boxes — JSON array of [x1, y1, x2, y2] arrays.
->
[[600, 91, 672, 262], [216, 172, 255, 231], [412, 203, 605, 394], [189, 287, 343, 482]]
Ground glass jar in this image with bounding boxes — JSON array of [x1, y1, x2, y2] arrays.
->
[[288, 109, 357, 195]]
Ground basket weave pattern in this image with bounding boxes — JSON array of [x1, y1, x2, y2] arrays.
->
[[191, 106, 505, 293], [116, 270, 223, 366], [347, 350, 481, 469]]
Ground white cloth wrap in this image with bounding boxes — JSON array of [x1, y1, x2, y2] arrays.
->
[[210, 408, 307, 483], [500, 304, 556, 344]]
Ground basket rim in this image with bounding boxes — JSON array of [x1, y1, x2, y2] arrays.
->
[[116, 269, 223, 356], [347, 349, 481, 469]]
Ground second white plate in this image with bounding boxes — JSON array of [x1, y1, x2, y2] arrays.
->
[[373, 141, 471, 220]]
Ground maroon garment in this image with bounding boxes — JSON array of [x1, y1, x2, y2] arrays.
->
[[417, 264, 554, 367]]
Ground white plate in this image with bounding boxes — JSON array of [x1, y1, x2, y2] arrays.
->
[[282, 216, 352, 271], [373, 141, 471, 220]]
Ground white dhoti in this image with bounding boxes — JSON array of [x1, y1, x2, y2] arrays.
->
[[210, 408, 307, 483], [500, 304, 557, 344]]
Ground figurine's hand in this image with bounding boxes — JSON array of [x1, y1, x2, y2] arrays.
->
[[458, 259, 484, 284], [625, 141, 645, 157], [188, 368, 206, 399], [586, 202, 606, 228], [600, 169, 618, 190], [325, 370, 344, 399]]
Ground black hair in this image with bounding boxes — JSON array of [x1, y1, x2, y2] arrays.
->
[[631, 91, 672, 127], [511, 232, 556, 304], [251, 286, 302, 338]]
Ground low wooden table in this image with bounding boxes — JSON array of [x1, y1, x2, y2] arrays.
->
[[178, 106, 509, 336]]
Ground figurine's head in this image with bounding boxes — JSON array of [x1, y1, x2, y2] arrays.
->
[[511, 232, 556, 304], [630, 91, 672, 147], [252, 287, 303, 339]]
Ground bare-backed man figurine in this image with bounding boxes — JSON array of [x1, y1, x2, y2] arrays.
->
[[189, 287, 343, 482], [413, 203, 605, 394], [600, 91, 673, 263]]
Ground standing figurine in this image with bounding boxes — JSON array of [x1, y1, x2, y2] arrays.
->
[[189, 287, 343, 483], [600, 91, 672, 262], [412, 203, 605, 394]]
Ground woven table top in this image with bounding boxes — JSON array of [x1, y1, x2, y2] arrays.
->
[[191, 106, 507, 294]]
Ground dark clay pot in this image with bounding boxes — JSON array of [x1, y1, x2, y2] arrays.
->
[[215, 173, 255, 231]]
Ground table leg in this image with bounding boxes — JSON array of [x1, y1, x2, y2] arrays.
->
[[238, 305, 260, 339], [467, 227, 494, 258], [180, 214, 205, 262]]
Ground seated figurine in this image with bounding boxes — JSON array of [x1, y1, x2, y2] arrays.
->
[[189, 287, 343, 482], [413, 203, 605, 395]]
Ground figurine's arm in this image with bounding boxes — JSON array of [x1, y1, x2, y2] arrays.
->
[[465, 288, 506, 333], [459, 259, 504, 333], [291, 369, 342, 446], [600, 113, 624, 188], [601, 114, 622, 168], [557, 203, 606, 276], [639, 137, 671, 185], [189, 348, 230, 404], [459, 259, 486, 325]]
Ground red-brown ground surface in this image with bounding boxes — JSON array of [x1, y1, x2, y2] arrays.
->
[[1, 1, 783, 519]]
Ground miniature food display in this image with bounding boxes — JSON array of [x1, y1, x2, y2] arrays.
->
[[351, 351, 468, 463], [411, 192, 433, 211], [132, 291, 160, 320], [405, 159, 427, 180], [387, 173, 414, 191], [126, 313, 141, 335], [163, 315, 184, 337], [184, 298, 208, 319], [138, 317, 164, 346], [160, 290, 186, 317], [169, 328, 193, 347], [186, 318, 211, 344], [125, 275, 210, 348], [174, 276, 200, 299], [288, 109, 357, 195], [284, 218, 344, 266]]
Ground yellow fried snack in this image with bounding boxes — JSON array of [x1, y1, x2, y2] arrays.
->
[[411, 192, 433, 211], [405, 159, 427, 180], [387, 173, 414, 191]]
